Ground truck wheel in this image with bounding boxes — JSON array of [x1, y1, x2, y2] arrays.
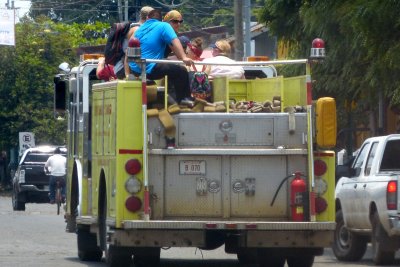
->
[[257, 248, 285, 267], [237, 248, 257, 265], [107, 246, 133, 267], [371, 212, 395, 265], [133, 247, 161, 267], [77, 226, 102, 261], [287, 255, 314, 267], [12, 191, 25, 211], [332, 210, 367, 261]]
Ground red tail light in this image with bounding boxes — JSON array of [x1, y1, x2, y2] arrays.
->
[[315, 197, 328, 214], [125, 159, 141, 175], [314, 159, 327, 176], [387, 181, 397, 210], [125, 196, 142, 212]]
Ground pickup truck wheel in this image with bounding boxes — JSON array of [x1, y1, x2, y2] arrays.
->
[[371, 212, 395, 265], [12, 191, 25, 211], [332, 210, 367, 261], [77, 227, 102, 261], [257, 248, 285, 267], [287, 255, 314, 267]]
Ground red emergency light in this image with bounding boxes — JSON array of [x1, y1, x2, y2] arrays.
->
[[128, 37, 140, 48], [310, 38, 325, 59], [312, 38, 325, 48], [126, 38, 141, 59]]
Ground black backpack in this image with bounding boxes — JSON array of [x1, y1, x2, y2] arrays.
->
[[104, 22, 131, 65]]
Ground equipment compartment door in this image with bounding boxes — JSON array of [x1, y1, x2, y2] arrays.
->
[[230, 156, 289, 218], [164, 156, 222, 217]]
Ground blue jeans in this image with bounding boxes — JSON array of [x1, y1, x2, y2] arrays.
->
[[49, 175, 66, 201]]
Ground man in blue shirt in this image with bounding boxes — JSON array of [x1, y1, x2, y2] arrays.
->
[[129, 9, 193, 103]]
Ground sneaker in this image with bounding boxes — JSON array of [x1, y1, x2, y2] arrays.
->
[[180, 98, 194, 108]]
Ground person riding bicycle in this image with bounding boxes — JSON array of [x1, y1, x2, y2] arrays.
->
[[44, 147, 66, 204]]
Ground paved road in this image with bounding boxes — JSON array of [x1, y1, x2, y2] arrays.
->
[[0, 192, 395, 267]]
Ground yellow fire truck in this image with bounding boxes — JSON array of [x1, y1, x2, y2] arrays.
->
[[54, 39, 336, 267]]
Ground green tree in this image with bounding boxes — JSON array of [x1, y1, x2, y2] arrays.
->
[[258, 0, 400, 137], [0, 17, 108, 152]]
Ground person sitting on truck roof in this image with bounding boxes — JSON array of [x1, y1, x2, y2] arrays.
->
[[163, 10, 184, 58], [202, 39, 244, 80], [121, 6, 154, 78], [44, 147, 66, 204], [128, 9, 193, 103]]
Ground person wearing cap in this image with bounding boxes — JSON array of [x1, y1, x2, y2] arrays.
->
[[116, 6, 154, 79], [202, 39, 244, 80], [167, 35, 190, 60], [128, 9, 193, 103]]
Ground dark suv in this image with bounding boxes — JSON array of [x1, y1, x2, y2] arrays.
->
[[12, 145, 66, 211]]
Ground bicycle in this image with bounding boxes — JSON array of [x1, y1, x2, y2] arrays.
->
[[54, 176, 65, 215]]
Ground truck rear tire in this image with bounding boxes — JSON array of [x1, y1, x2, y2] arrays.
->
[[371, 212, 395, 265], [237, 248, 257, 265], [287, 255, 314, 267], [107, 246, 133, 267], [332, 210, 367, 261], [77, 226, 102, 261], [133, 247, 161, 267], [257, 248, 285, 267]]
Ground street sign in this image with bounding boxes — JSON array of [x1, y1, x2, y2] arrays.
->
[[19, 132, 35, 155]]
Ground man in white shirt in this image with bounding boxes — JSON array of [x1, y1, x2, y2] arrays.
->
[[202, 39, 244, 80], [44, 147, 66, 204]]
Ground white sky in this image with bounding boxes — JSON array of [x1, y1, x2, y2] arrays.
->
[[0, 0, 31, 19]]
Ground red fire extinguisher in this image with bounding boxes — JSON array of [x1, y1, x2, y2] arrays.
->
[[290, 171, 307, 221]]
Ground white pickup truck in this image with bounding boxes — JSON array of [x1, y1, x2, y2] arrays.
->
[[333, 134, 400, 265]]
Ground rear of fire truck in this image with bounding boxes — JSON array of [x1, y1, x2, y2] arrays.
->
[[54, 39, 336, 267]]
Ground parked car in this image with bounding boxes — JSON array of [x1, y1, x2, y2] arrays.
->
[[333, 134, 400, 265], [12, 145, 66, 211]]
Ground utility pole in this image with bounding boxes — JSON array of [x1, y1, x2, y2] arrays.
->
[[125, 0, 129, 21], [118, 0, 123, 22], [234, 0, 244, 60], [244, 0, 251, 57]]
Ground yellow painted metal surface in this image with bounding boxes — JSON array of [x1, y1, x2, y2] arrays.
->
[[316, 97, 337, 149], [91, 81, 145, 228], [214, 76, 306, 111], [314, 151, 336, 222]]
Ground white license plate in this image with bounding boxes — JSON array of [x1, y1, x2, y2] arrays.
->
[[179, 160, 206, 175]]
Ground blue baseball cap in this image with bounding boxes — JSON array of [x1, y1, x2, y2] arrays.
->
[[178, 35, 190, 49]]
